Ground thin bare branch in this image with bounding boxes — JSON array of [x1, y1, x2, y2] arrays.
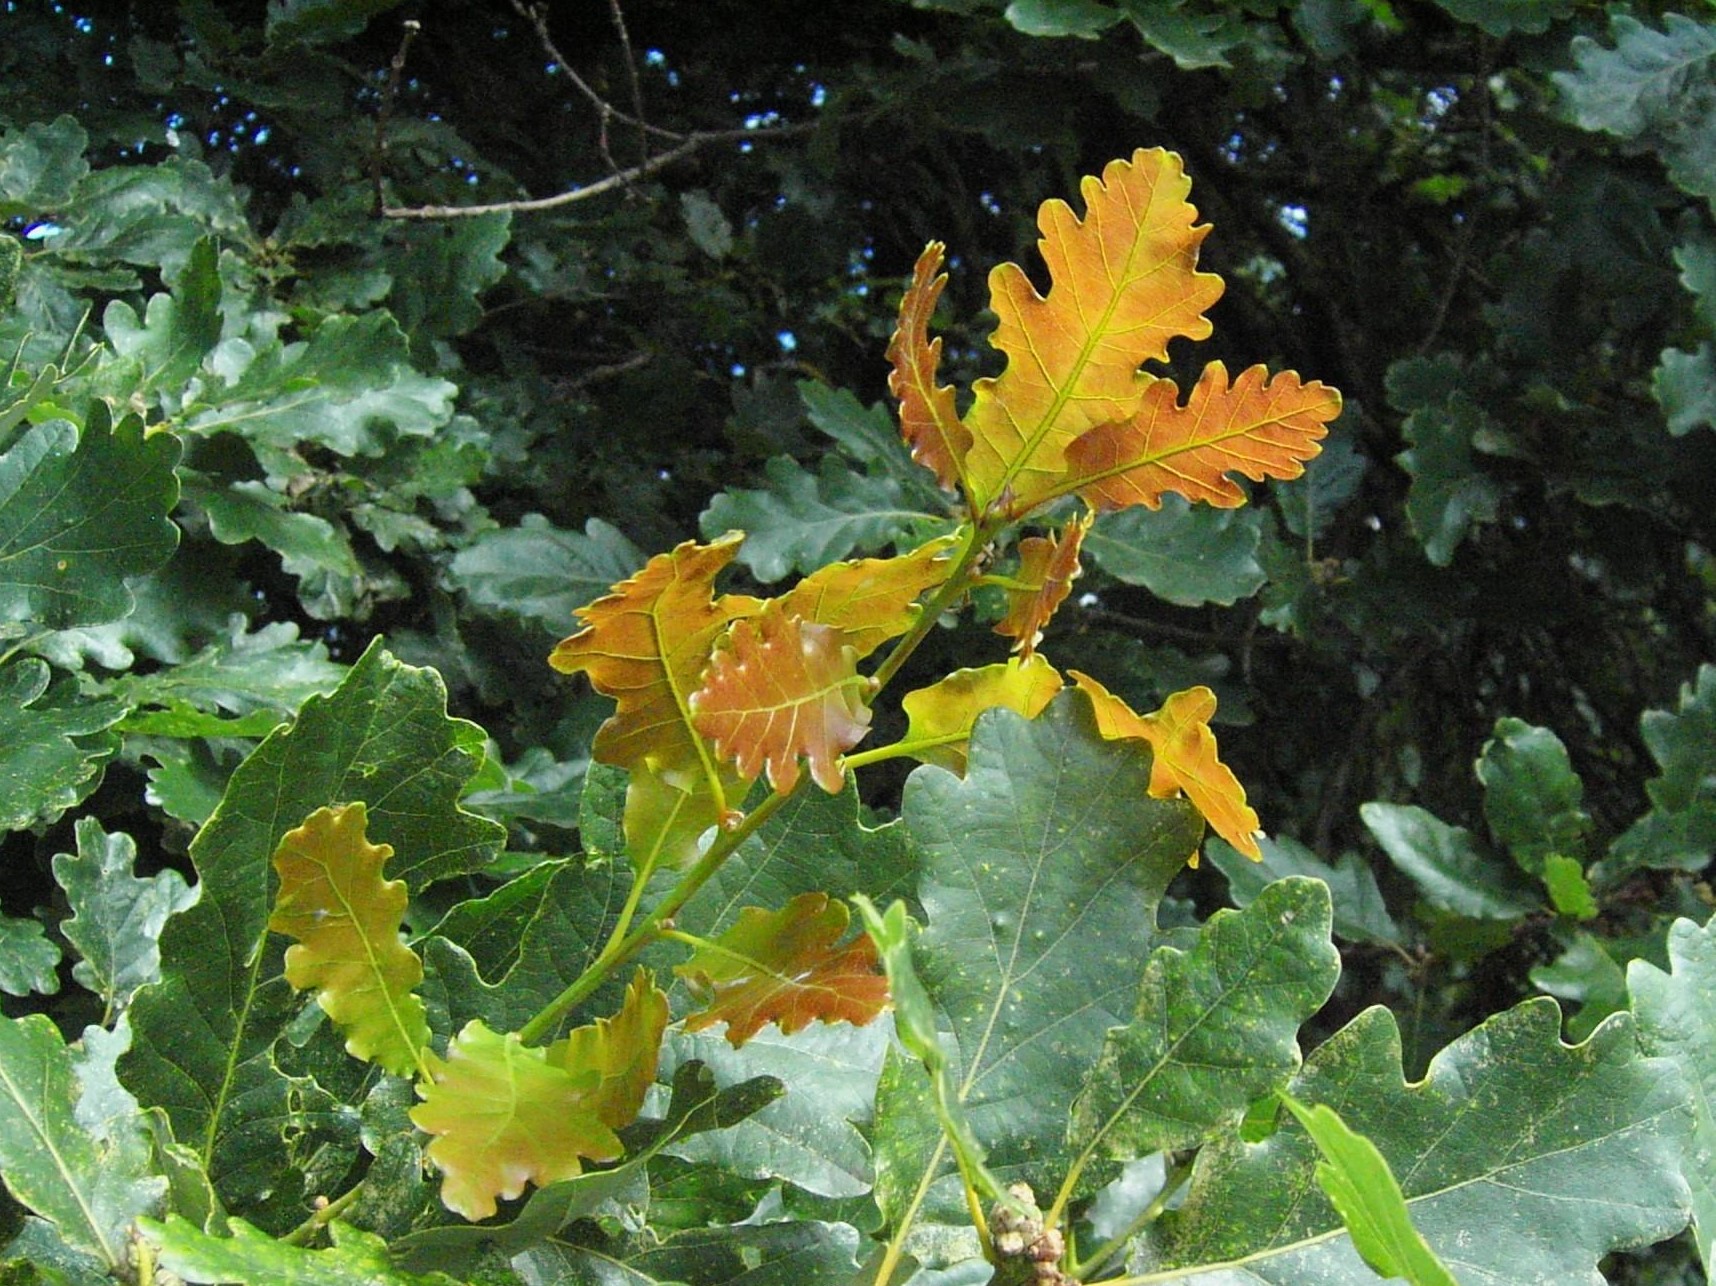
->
[[370, 19, 421, 214], [607, 0, 650, 166], [509, 0, 682, 144], [380, 125, 812, 221]]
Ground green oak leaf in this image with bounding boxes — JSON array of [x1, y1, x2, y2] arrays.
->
[[447, 514, 644, 636], [53, 819, 197, 1019], [1207, 834, 1400, 946], [50, 156, 251, 275], [676, 776, 920, 938], [121, 640, 503, 1225], [187, 475, 364, 601], [1603, 665, 1716, 877], [391, 1060, 783, 1275], [1394, 398, 1502, 566], [1532, 932, 1630, 1042], [0, 660, 125, 832], [143, 1216, 460, 1286], [658, 1020, 890, 1199], [0, 233, 17, 313], [183, 312, 456, 463], [799, 382, 946, 507], [0, 406, 182, 629], [108, 618, 345, 727], [1477, 717, 1590, 876], [1278, 1094, 1458, 1286], [0, 1015, 165, 1274], [883, 692, 1203, 1202], [384, 211, 510, 341], [0, 116, 88, 218], [1086, 497, 1266, 606], [511, 1219, 862, 1286], [0, 914, 60, 997], [1066, 878, 1339, 1198], [699, 454, 940, 582], [1360, 801, 1538, 919], [265, 0, 410, 45], [1656, 342, 1716, 436], [1556, 13, 1716, 206], [1004, 0, 1121, 39], [1139, 1000, 1693, 1282], [1429, 0, 1571, 37], [422, 857, 633, 1035], [99, 236, 221, 409], [1630, 915, 1716, 1273], [1275, 429, 1366, 542]]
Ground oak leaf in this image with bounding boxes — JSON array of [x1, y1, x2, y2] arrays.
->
[[267, 802, 428, 1078], [550, 533, 761, 867], [1066, 361, 1340, 511], [1070, 671, 1262, 860], [547, 968, 668, 1130], [886, 241, 970, 494], [995, 512, 1093, 657], [899, 655, 1065, 773], [776, 533, 959, 658], [676, 892, 889, 1046], [961, 148, 1224, 514], [409, 1020, 620, 1220], [689, 601, 874, 795]]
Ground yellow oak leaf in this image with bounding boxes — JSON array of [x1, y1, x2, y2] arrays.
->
[[776, 533, 960, 659], [410, 1020, 619, 1220], [689, 601, 874, 795], [962, 148, 1224, 515], [676, 892, 889, 1047], [887, 241, 970, 494], [1069, 670, 1262, 861], [267, 802, 428, 1078], [995, 511, 1093, 658], [548, 968, 668, 1130], [550, 532, 762, 868], [1066, 361, 1341, 511], [899, 654, 1065, 773]]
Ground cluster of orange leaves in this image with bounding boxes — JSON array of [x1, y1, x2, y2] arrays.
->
[[263, 148, 1338, 1225]]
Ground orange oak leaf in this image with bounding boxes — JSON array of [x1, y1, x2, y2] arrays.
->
[[887, 241, 970, 493], [962, 148, 1224, 514], [1070, 670, 1262, 860], [1065, 361, 1341, 511], [689, 601, 874, 795], [676, 892, 889, 1047], [899, 654, 1065, 773], [410, 1019, 620, 1220], [267, 802, 428, 1078], [776, 533, 960, 658], [550, 532, 762, 867], [548, 968, 668, 1130], [995, 511, 1093, 658]]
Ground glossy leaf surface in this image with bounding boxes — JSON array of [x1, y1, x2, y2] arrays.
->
[[677, 892, 888, 1046], [690, 602, 872, 794], [1065, 361, 1337, 512], [898, 655, 1064, 773], [267, 802, 428, 1078]]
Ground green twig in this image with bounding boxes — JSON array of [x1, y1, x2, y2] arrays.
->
[[516, 788, 793, 1045], [282, 1182, 365, 1247], [1067, 1157, 1193, 1281]]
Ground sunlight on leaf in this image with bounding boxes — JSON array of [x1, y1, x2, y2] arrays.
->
[[886, 241, 970, 494], [547, 968, 669, 1130], [550, 532, 762, 867], [995, 511, 1092, 657], [1071, 672, 1261, 860], [690, 601, 874, 794], [962, 148, 1224, 512], [268, 802, 428, 1078], [1066, 360, 1339, 511], [677, 892, 889, 1047], [776, 533, 959, 658], [899, 655, 1065, 773], [410, 1019, 622, 1220]]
